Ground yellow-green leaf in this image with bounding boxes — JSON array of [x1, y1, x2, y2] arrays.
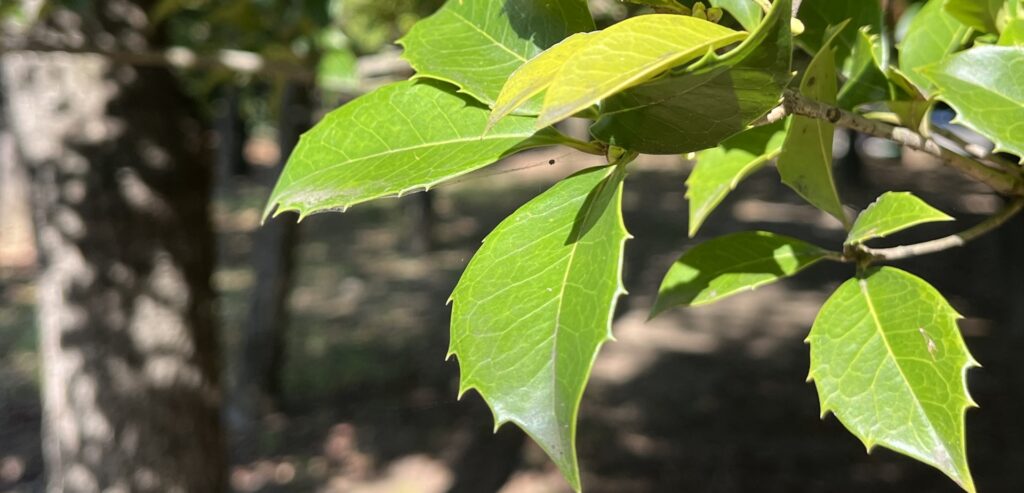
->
[[808, 267, 978, 493], [489, 32, 596, 128], [523, 14, 746, 128]]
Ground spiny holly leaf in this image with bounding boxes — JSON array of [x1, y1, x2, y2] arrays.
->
[[837, 27, 891, 109], [846, 192, 954, 245], [808, 267, 978, 493], [514, 14, 746, 128], [398, 0, 594, 113], [489, 32, 596, 128], [777, 24, 849, 227], [943, 0, 1002, 33], [797, 0, 883, 75], [653, 231, 829, 314], [899, 0, 971, 94], [264, 80, 557, 219], [449, 164, 630, 492], [924, 45, 1024, 162], [687, 121, 788, 237], [590, 0, 792, 154], [710, 0, 764, 31]]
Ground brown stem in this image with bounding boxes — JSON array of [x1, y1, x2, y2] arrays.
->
[[767, 90, 1024, 197], [857, 198, 1024, 262]]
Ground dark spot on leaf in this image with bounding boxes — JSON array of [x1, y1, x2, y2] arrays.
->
[[549, 159, 556, 165]]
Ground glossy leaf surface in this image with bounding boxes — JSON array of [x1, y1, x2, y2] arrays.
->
[[710, 0, 764, 31], [526, 14, 746, 128], [450, 164, 630, 492], [653, 231, 828, 313], [399, 0, 594, 112], [925, 46, 1024, 161], [899, 0, 971, 94], [798, 0, 883, 74], [808, 267, 977, 493], [264, 80, 554, 218], [846, 192, 954, 245]]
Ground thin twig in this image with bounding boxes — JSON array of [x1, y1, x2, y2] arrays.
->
[[765, 90, 1024, 197], [856, 198, 1024, 262]]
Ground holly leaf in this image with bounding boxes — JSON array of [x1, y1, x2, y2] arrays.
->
[[489, 32, 596, 128], [777, 24, 849, 226], [846, 192, 954, 245], [687, 121, 788, 237], [808, 267, 978, 493], [653, 231, 829, 314], [837, 27, 891, 109], [710, 0, 764, 31], [590, 0, 792, 154], [899, 0, 971, 94], [943, 0, 1002, 34], [622, 0, 690, 13], [499, 14, 746, 128], [449, 164, 630, 492], [264, 80, 556, 219], [398, 0, 594, 112], [924, 45, 1024, 161], [797, 0, 884, 75]]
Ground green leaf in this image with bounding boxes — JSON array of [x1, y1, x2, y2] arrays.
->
[[837, 27, 892, 109], [777, 25, 849, 226], [797, 0, 884, 75], [846, 192, 954, 245], [653, 231, 829, 313], [524, 14, 746, 128], [808, 267, 978, 493], [590, 0, 792, 154], [999, 17, 1024, 45], [924, 45, 1024, 161], [398, 0, 594, 112], [944, 0, 1002, 33], [686, 121, 788, 237], [489, 32, 596, 128], [264, 80, 556, 219], [622, 0, 690, 13], [450, 164, 630, 492], [899, 0, 971, 94], [710, 0, 764, 31]]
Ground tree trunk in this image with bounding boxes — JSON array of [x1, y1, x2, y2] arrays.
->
[[1, 3, 226, 491], [231, 83, 309, 446]]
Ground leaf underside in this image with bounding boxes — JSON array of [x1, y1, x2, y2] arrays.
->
[[591, 0, 793, 154], [449, 164, 630, 492], [776, 24, 849, 226], [808, 267, 978, 493]]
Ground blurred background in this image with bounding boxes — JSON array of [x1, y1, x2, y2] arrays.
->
[[2, 0, 1024, 492]]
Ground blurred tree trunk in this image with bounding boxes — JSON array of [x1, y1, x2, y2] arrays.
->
[[215, 85, 249, 181], [1, 2, 225, 491], [231, 83, 309, 442]]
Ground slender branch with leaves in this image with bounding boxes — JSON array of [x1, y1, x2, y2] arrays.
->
[[262, 0, 1024, 491]]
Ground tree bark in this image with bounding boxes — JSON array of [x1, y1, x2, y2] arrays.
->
[[1, 2, 226, 491]]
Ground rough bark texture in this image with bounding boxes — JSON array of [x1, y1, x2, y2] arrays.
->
[[1, 2, 226, 491]]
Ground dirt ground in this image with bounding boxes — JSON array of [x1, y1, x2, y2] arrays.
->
[[2, 142, 1024, 492]]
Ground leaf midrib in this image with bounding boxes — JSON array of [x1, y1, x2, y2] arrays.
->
[[859, 278, 948, 456], [277, 132, 531, 193]]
